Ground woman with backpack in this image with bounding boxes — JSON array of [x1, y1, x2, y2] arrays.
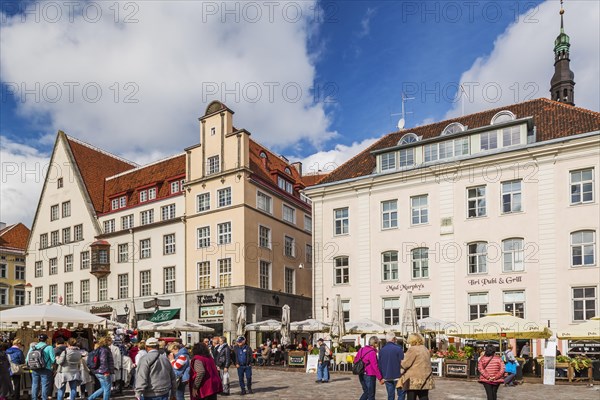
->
[[55, 338, 84, 400], [353, 336, 382, 400], [168, 342, 191, 400], [503, 345, 518, 387], [6, 338, 24, 400], [478, 344, 505, 400]]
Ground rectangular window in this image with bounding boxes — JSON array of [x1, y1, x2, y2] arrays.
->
[[282, 204, 296, 224], [383, 298, 401, 325], [197, 227, 210, 248], [502, 239, 524, 272], [140, 239, 151, 259], [467, 186, 487, 218], [504, 290, 525, 318], [217, 222, 231, 245], [64, 282, 73, 305], [80, 251, 90, 269], [334, 208, 349, 235], [341, 300, 351, 323], [98, 277, 108, 301], [161, 204, 176, 221], [382, 251, 399, 281], [380, 152, 396, 171], [257, 191, 272, 213], [218, 187, 232, 207], [278, 176, 293, 194], [62, 201, 71, 218], [304, 215, 312, 232], [164, 267, 175, 294], [49, 284, 58, 303], [74, 224, 83, 241], [218, 258, 232, 287], [468, 242, 488, 274], [80, 280, 90, 303], [118, 274, 129, 299], [259, 260, 271, 290], [15, 265, 25, 280], [198, 262, 211, 290], [0, 264, 6, 279], [381, 200, 398, 229], [98, 249, 108, 264], [424, 144, 438, 163], [139, 190, 147, 202], [573, 287, 597, 321], [121, 214, 134, 230], [163, 233, 176, 255], [284, 267, 295, 294], [469, 292, 488, 320], [119, 196, 127, 208], [118, 243, 128, 263], [570, 168, 594, 204], [49, 258, 58, 275], [35, 261, 43, 278], [40, 233, 48, 249], [334, 257, 349, 285], [57, 177, 63, 188], [306, 244, 313, 264], [111, 198, 119, 210], [411, 195, 429, 225], [15, 289, 25, 306], [64, 254, 73, 272], [35, 287, 43, 304], [502, 126, 521, 147], [414, 295, 431, 320], [51, 204, 59, 221], [140, 271, 151, 297], [197, 193, 210, 212], [411, 248, 429, 279], [284, 236, 295, 257], [259, 225, 271, 249], [207, 155, 220, 175], [50, 230, 59, 246], [502, 180, 522, 213], [140, 209, 154, 225], [571, 231, 595, 267], [148, 187, 156, 200], [170, 181, 179, 194], [480, 131, 498, 150], [62, 227, 71, 244], [399, 148, 414, 167], [103, 219, 115, 234]]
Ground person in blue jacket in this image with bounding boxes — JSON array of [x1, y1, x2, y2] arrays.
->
[[6, 338, 25, 400], [233, 336, 253, 395], [378, 332, 406, 400]]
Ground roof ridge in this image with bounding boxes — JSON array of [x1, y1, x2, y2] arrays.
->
[[106, 152, 186, 181], [66, 135, 138, 167], [537, 97, 600, 117], [0, 224, 16, 237]]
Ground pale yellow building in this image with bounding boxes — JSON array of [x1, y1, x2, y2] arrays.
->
[[0, 223, 30, 309]]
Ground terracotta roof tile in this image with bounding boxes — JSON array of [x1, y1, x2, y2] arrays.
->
[[66, 137, 136, 212], [320, 98, 600, 184], [102, 154, 186, 213], [0, 223, 30, 251]]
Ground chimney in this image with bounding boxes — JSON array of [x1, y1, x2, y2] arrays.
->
[[0, 222, 6, 230], [291, 162, 303, 176]]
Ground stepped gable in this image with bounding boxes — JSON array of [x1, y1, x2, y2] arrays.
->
[[320, 98, 600, 184], [102, 154, 186, 213], [65, 137, 136, 213]]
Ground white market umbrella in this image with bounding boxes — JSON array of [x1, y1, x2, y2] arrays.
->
[[137, 319, 214, 333], [417, 317, 450, 333], [236, 305, 247, 337], [557, 317, 600, 340], [401, 292, 420, 336], [445, 312, 552, 340], [290, 319, 331, 333], [330, 294, 346, 342], [345, 318, 392, 335], [281, 305, 291, 346], [0, 302, 108, 329], [244, 319, 281, 332]]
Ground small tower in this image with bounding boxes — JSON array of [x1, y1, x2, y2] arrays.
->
[[550, 0, 575, 106]]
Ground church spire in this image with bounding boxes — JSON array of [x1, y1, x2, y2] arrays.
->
[[550, 0, 575, 105]]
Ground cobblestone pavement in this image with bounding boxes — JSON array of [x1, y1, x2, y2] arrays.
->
[[115, 368, 600, 400]]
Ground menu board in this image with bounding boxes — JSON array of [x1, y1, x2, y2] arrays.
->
[[306, 355, 319, 373], [289, 351, 306, 367], [200, 305, 224, 319]]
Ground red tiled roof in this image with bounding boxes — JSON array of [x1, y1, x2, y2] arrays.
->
[[0, 223, 30, 251], [302, 174, 328, 187], [102, 154, 186, 213], [66, 137, 136, 212], [320, 98, 600, 184]]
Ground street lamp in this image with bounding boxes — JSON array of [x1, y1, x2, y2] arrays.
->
[[124, 304, 130, 317]]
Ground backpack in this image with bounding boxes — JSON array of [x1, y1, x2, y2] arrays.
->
[[323, 346, 332, 362], [352, 348, 374, 375], [86, 348, 100, 371], [27, 344, 48, 370]]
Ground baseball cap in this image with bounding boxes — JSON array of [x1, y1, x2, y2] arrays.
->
[[38, 334, 48, 342], [317, 338, 324, 342], [146, 337, 159, 347], [236, 336, 246, 343]]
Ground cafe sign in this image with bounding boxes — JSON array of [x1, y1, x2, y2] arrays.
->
[[468, 276, 522, 287], [90, 305, 113, 314], [385, 283, 425, 293], [200, 305, 224, 319]]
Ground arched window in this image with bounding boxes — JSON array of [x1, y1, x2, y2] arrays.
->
[[334, 256, 349, 285], [441, 122, 465, 136], [502, 238, 524, 272], [398, 133, 419, 145], [491, 110, 516, 125], [411, 248, 429, 279], [571, 230, 596, 267], [468, 242, 488, 274], [381, 251, 398, 281], [284, 167, 292, 175], [259, 151, 267, 159]]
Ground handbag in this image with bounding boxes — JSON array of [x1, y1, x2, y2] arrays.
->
[[222, 370, 230, 394], [352, 349, 374, 375], [6, 353, 23, 375], [401, 371, 433, 391]]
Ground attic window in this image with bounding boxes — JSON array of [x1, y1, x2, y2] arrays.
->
[[442, 122, 465, 136], [284, 167, 292, 175], [491, 110, 516, 125], [259, 151, 267, 159], [398, 133, 419, 145]]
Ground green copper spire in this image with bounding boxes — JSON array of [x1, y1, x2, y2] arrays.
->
[[554, 0, 570, 54], [550, 0, 575, 106]]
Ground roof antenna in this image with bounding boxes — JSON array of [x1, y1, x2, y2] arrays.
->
[[459, 84, 470, 117], [391, 92, 414, 130]]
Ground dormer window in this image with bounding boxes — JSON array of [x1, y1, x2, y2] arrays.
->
[[148, 187, 157, 200], [284, 167, 292, 175], [491, 110, 516, 125], [278, 176, 293, 194], [259, 151, 267, 159], [170, 181, 180, 194], [380, 152, 397, 172], [398, 133, 419, 145], [442, 122, 466, 136], [139, 190, 148, 202]]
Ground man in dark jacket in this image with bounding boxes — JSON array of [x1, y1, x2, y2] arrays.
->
[[378, 332, 405, 400], [216, 336, 232, 395], [233, 336, 253, 395], [316, 339, 330, 383], [88, 336, 115, 400]]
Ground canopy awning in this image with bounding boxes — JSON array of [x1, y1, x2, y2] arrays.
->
[[0, 302, 108, 329], [557, 317, 600, 340], [148, 308, 180, 323], [445, 312, 552, 339]]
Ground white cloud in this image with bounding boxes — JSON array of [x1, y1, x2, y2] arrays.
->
[[445, 0, 599, 118], [291, 138, 378, 176], [357, 7, 376, 38]]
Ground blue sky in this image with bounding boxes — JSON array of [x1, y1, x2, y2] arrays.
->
[[1, 0, 599, 224]]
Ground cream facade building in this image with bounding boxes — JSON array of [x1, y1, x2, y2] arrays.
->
[[305, 99, 600, 354], [0, 223, 29, 310]]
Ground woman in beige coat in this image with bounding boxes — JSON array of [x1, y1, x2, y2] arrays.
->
[[397, 333, 434, 400]]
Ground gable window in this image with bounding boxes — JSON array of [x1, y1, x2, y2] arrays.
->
[[164, 267, 175, 294], [467, 186, 486, 218], [197, 193, 210, 212], [442, 122, 465, 136], [382, 251, 399, 281], [218, 258, 232, 287], [74, 224, 83, 241], [161, 204, 176, 221], [140, 239, 151, 259], [98, 277, 108, 301], [121, 214, 134, 230], [217, 222, 231, 245], [40, 233, 48, 249], [491, 110, 516, 124], [380, 152, 396, 171], [104, 219, 115, 234], [62, 201, 71, 218], [570, 169, 594, 204], [334, 208, 349, 235], [334, 256, 349, 285], [50, 231, 59, 246], [163, 233, 176, 255], [51, 204, 59, 221], [573, 287, 596, 321], [57, 177, 63, 188], [412, 248, 429, 279], [141, 209, 154, 225], [278, 176, 293, 194], [282, 204, 296, 224], [80, 251, 90, 269], [399, 148, 414, 167], [424, 138, 469, 162], [62, 227, 71, 244], [140, 270, 151, 296], [469, 292, 488, 320], [501, 180, 522, 213], [218, 187, 232, 207], [197, 227, 210, 248], [411, 195, 429, 225], [284, 236, 295, 258], [207, 155, 220, 175], [382, 200, 398, 229], [118, 243, 128, 263], [259, 260, 271, 290], [259, 225, 271, 249], [504, 290, 525, 318], [148, 187, 156, 200], [257, 191, 272, 213], [502, 238, 524, 272], [468, 242, 488, 274], [480, 131, 498, 151], [197, 262, 211, 289], [383, 298, 401, 325], [571, 230, 595, 267], [502, 126, 521, 147]]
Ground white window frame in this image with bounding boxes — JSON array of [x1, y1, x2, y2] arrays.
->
[[104, 219, 115, 234], [571, 230, 596, 267], [258, 225, 271, 249], [51, 204, 59, 221], [502, 238, 524, 272], [572, 286, 597, 322], [35, 261, 43, 278], [468, 242, 488, 274], [259, 260, 271, 290], [35, 287, 43, 304], [382, 251, 399, 281], [380, 152, 397, 172], [282, 204, 296, 224], [383, 298, 401, 325], [501, 180, 522, 213], [164, 266, 176, 294], [570, 168, 594, 205], [118, 243, 128, 263], [170, 181, 180, 194], [80, 280, 90, 303], [257, 191, 272, 214], [118, 273, 129, 299], [139, 190, 148, 202], [62, 227, 71, 244], [414, 295, 431, 320], [197, 192, 210, 212], [140, 209, 154, 225], [334, 256, 349, 285], [148, 187, 157, 200], [64, 282, 73, 305], [469, 292, 489, 320], [74, 224, 83, 241], [111, 198, 119, 210], [197, 227, 210, 248], [304, 215, 312, 232], [140, 270, 152, 297], [218, 187, 232, 208], [411, 195, 429, 225], [467, 186, 487, 218], [381, 200, 398, 230], [502, 126, 521, 147], [284, 267, 295, 294], [15, 264, 25, 280], [217, 222, 232, 245], [197, 262, 211, 290], [15, 288, 25, 306], [49, 257, 58, 275], [140, 238, 151, 259], [50, 230, 59, 246], [161, 204, 176, 221], [64, 254, 73, 273], [503, 290, 525, 318], [334, 208, 349, 235], [218, 258, 232, 287], [411, 248, 429, 279], [480, 131, 498, 151], [62, 201, 71, 218], [119, 196, 127, 208], [80, 251, 90, 269], [98, 277, 108, 301], [284, 235, 295, 258], [121, 214, 134, 230], [49, 284, 58, 303], [399, 148, 414, 167], [207, 155, 220, 175], [163, 233, 176, 255]]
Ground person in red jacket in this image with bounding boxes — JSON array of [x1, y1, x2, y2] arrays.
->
[[189, 342, 223, 400], [478, 344, 505, 400]]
